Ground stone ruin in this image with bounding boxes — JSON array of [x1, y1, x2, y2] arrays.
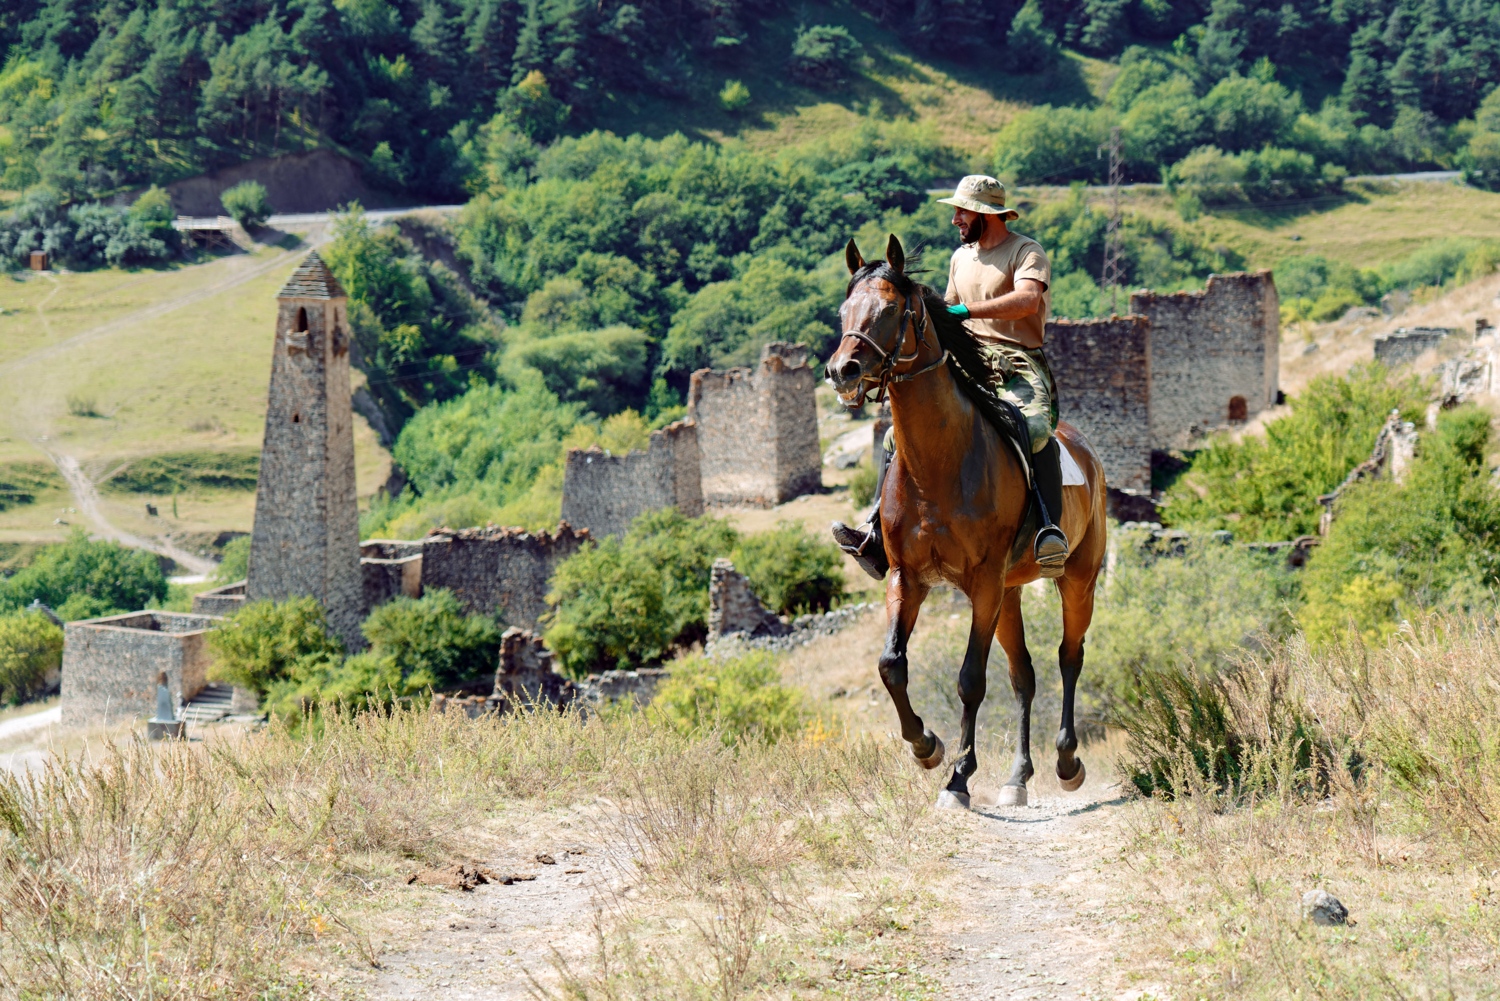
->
[[61, 611, 218, 727], [1045, 315, 1152, 493], [708, 559, 789, 639], [1317, 409, 1419, 535], [560, 419, 702, 537], [688, 342, 822, 507], [1374, 327, 1451, 368], [1129, 271, 1281, 450]]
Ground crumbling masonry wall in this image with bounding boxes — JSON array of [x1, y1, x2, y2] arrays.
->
[[1129, 271, 1279, 450], [559, 419, 702, 538], [1044, 315, 1152, 492], [61, 611, 218, 726], [360, 525, 590, 630], [688, 342, 822, 506]]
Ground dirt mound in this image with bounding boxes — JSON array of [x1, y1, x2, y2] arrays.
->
[[157, 149, 400, 217]]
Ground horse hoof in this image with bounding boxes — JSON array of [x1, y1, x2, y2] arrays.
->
[[914, 734, 945, 770], [997, 783, 1027, 807], [1058, 759, 1086, 792], [935, 790, 970, 811]]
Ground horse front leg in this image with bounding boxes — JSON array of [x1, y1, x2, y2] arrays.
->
[[937, 582, 1005, 810], [1054, 572, 1098, 792], [878, 567, 940, 767], [993, 585, 1036, 806]]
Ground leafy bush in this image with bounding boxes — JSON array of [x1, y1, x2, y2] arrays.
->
[[0, 610, 63, 705], [730, 521, 845, 614], [1162, 365, 1425, 540], [265, 589, 500, 715], [206, 596, 346, 699], [719, 79, 751, 112], [1300, 404, 1500, 646], [847, 458, 878, 509], [787, 25, 863, 88], [545, 509, 739, 674], [0, 186, 176, 268], [220, 181, 272, 229], [1169, 145, 1333, 204], [993, 106, 1113, 185], [214, 536, 251, 584], [647, 652, 808, 746], [0, 530, 166, 619]]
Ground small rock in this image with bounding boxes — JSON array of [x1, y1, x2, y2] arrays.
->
[[536, 853, 556, 865], [1301, 889, 1349, 926]]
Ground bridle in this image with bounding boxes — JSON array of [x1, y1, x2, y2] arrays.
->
[[838, 281, 951, 408]]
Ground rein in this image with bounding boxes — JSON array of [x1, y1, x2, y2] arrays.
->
[[840, 285, 950, 408]]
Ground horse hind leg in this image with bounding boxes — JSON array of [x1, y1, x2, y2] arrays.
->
[[993, 585, 1036, 806], [1054, 574, 1098, 792]]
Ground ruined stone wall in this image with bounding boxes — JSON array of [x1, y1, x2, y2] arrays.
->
[[192, 580, 246, 617], [688, 342, 822, 506], [1375, 328, 1449, 368], [246, 252, 363, 647], [415, 523, 590, 629], [559, 419, 702, 538], [1129, 271, 1280, 449], [1045, 316, 1152, 492], [61, 612, 218, 726], [361, 554, 422, 611]]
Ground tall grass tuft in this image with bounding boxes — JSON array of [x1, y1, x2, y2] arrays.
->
[[0, 697, 939, 998]]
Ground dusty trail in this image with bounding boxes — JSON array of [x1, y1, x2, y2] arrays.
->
[[43, 449, 217, 574], [357, 786, 1138, 1001]]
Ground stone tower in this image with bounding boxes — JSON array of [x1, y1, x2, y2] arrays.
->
[[246, 251, 363, 647]]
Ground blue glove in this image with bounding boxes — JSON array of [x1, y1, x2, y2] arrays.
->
[[947, 303, 971, 319]]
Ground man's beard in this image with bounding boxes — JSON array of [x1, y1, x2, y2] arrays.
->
[[959, 214, 985, 245]]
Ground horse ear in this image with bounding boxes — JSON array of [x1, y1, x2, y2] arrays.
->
[[845, 238, 864, 275], [886, 234, 905, 274]]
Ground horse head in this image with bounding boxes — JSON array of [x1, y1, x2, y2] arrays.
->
[[824, 234, 925, 408]]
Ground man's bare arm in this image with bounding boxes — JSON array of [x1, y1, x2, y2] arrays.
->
[[960, 277, 1046, 320]]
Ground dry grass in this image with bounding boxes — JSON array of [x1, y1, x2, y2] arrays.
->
[[1111, 617, 1500, 998], [0, 697, 953, 1000]]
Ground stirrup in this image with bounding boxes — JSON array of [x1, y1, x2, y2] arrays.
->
[[831, 520, 888, 581], [1034, 526, 1069, 579]]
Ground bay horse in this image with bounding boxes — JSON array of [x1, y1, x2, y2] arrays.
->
[[825, 235, 1108, 809]]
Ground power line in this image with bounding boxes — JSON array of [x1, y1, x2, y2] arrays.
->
[[1097, 125, 1124, 316]]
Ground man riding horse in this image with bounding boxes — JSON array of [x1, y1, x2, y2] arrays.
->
[[832, 174, 1070, 579]]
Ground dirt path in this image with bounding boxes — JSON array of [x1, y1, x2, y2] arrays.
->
[[44, 448, 217, 574]]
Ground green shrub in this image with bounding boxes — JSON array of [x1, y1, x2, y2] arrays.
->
[[647, 652, 808, 746], [1162, 365, 1425, 540], [214, 536, 251, 584], [263, 589, 500, 716], [0, 610, 63, 705], [207, 596, 346, 699], [787, 25, 862, 88], [0, 529, 166, 618], [847, 458, 878, 508], [0, 462, 64, 511], [1299, 404, 1500, 646], [545, 509, 739, 674], [730, 521, 845, 614], [220, 180, 272, 229], [719, 79, 751, 112]]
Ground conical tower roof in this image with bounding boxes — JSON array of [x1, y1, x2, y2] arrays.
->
[[277, 250, 346, 300]]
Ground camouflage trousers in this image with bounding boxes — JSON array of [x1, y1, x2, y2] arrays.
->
[[975, 340, 1059, 453]]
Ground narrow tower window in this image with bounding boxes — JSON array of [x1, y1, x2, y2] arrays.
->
[[1227, 396, 1247, 422], [292, 412, 301, 423], [295, 307, 308, 331]]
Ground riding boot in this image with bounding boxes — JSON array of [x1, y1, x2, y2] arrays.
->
[[831, 450, 891, 581], [1032, 436, 1070, 579]]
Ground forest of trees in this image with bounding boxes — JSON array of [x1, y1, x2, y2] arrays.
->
[[1, 0, 1498, 202]]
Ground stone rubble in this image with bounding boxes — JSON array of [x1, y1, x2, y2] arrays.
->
[[706, 601, 876, 658]]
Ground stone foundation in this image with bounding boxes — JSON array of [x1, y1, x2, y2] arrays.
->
[[192, 579, 246, 616]]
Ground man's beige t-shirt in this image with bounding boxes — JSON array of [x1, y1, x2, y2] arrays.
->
[[944, 231, 1051, 350]]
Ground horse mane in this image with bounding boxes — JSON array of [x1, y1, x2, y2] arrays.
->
[[847, 259, 1031, 451]]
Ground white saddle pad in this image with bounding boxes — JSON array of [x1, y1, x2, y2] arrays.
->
[[1059, 439, 1086, 486]]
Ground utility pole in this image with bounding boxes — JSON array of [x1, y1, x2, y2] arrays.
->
[[1096, 125, 1123, 316]]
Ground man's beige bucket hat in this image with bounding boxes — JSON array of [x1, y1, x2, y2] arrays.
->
[[936, 174, 1021, 218]]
